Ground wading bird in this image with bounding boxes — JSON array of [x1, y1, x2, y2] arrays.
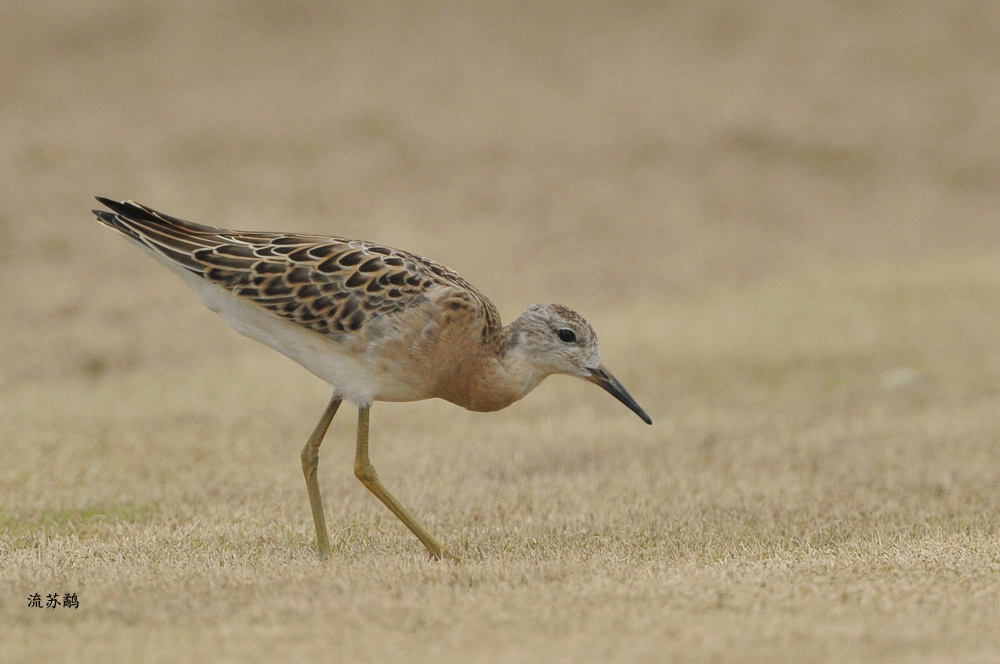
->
[[93, 197, 651, 559]]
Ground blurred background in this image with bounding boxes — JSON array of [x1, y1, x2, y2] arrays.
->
[[2, 0, 1000, 418], [6, 6, 1000, 658]]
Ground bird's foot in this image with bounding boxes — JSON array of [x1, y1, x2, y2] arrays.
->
[[429, 545, 462, 563]]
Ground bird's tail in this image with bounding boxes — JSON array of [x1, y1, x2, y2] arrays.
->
[[91, 197, 228, 275]]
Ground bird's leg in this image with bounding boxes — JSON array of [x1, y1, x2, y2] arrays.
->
[[300, 392, 342, 559], [353, 405, 457, 561]]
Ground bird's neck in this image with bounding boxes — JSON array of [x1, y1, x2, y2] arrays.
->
[[446, 321, 547, 413]]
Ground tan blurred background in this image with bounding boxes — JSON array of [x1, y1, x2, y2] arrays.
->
[[3, 0, 999, 389], [3, 2, 1000, 661]]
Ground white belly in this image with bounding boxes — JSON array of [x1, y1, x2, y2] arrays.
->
[[173, 266, 381, 406]]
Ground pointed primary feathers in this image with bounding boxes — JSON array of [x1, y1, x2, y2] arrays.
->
[[92, 197, 501, 340]]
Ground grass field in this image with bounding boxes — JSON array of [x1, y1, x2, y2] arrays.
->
[[3, 2, 1000, 661]]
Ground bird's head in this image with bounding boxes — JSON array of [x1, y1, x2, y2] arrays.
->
[[506, 303, 651, 424]]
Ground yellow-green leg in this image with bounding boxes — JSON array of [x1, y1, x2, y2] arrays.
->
[[353, 405, 457, 560], [300, 392, 342, 559]]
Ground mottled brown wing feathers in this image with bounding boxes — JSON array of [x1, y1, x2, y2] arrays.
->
[[93, 198, 503, 341]]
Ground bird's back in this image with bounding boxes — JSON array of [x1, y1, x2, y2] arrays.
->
[[93, 198, 503, 404]]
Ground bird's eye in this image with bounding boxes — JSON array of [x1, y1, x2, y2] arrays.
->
[[556, 328, 577, 343]]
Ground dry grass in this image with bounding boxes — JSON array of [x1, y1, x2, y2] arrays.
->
[[3, 1, 1000, 662]]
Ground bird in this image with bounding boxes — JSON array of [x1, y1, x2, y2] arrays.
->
[[92, 197, 651, 560]]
